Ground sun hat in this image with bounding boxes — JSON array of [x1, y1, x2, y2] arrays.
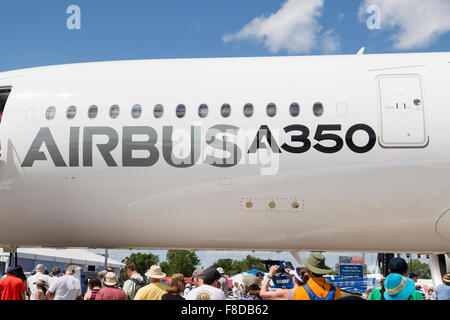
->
[[443, 273, 450, 285], [383, 273, 415, 300], [243, 274, 259, 288], [302, 253, 332, 275], [217, 268, 225, 274], [103, 272, 119, 286], [33, 280, 49, 288], [145, 265, 166, 279]]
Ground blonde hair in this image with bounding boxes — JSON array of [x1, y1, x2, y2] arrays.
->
[[167, 273, 185, 295]]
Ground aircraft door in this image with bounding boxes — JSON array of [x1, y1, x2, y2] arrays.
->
[[377, 75, 428, 148]]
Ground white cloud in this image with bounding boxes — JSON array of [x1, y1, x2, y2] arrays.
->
[[223, 0, 340, 54], [359, 0, 450, 50]]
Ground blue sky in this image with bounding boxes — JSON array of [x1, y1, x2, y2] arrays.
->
[[4, 0, 449, 270], [1, 0, 450, 72]]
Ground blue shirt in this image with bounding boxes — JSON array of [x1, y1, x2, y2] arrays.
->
[[436, 284, 450, 300]]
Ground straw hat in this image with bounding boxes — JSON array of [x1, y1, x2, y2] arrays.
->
[[145, 265, 166, 279], [103, 272, 119, 286], [33, 280, 49, 288], [443, 273, 450, 285]]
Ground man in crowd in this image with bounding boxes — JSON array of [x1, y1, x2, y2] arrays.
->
[[122, 262, 145, 300], [217, 267, 229, 298], [186, 268, 226, 300], [95, 272, 127, 300], [436, 273, 450, 300], [293, 253, 342, 300], [134, 265, 167, 300], [46, 263, 81, 300], [368, 257, 423, 300], [27, 264, 52, 300], [0, 267, 27, 300], [191, 268, 204, 289]]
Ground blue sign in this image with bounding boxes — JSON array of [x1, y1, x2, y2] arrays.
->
[[339, 264, 364, 278]]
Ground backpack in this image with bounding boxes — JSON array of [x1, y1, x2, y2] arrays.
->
[[303, 283, 336, 301], [129, 278, 147, 300]]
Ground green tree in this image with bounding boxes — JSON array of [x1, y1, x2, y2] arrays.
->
[[211, 255, 266, 276], [160, 250, 200, 277], [407, 259, 431, 279], [210, 259, 234, 275], [121, 253, 160, 281]]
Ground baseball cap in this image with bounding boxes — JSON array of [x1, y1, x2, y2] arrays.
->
[[216, 267, 225, 274], [7, 267, 15, 274], [408, 272, 419, 278], [192, 268, 204, 278], [35, 264, 45, 271], [201, 268, 221, 284]]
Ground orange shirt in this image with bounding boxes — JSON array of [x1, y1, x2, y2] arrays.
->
[[293, 277, 341, 300], [0, 275, 26, 301]]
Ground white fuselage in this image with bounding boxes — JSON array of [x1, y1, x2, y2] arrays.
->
[[0, 53, 449, 253]]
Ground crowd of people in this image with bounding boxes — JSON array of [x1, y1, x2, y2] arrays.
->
[[0, 253, 449, 301]]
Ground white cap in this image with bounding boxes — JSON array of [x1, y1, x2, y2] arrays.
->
[[35, 264, 45, 271], [217, 268, 225, 274]]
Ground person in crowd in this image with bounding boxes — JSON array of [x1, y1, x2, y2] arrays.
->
[[293, 253, 342, 300], [217, 267, 229, 298], [232, 281, 243, 299], [51, 267, 61, 278], [191, 268, 204, 289], [183, 283, 193, 297], [134, 265, 168, 300], [75, 267, 87, 297], [46, 263, 81, 300], [98, 270, 108, 288], [122, 262, 145, 300], [255, 272, 264, 287], [186, 268, 227, 300], [409, 272, 419, 283], [27, 264, 52, 300], [0, 267, 27, 300], [83, 277, 102, 301], [382, 273, 417, 300], [95, 272, 127, 300], [368, 257, 423, 300], [33, 280, 49, 301], [162, 273, 185, 300], [260, 265, 304, 300], [238, 274, 263, 300], [436, 273, 450, 300], [13, 266, 28, 298]]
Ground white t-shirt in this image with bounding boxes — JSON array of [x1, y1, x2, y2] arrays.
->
[[185, 285, 227, 301], [27, 273, 52, 300], [48, 275, 81, 300]]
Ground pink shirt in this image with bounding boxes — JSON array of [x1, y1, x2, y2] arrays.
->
[[95, 287, 127, 300]]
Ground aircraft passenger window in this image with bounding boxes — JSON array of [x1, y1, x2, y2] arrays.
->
[[198, 104, 208, 118], [267, 103, 277, 117], [221, 104, 231, 118], [176, 104, 186, 118], [88, 105, 98, 119], [313, 102, 324, 117], [66, 106, 77, 120], [244, 103, 254, 118], [154, 104, 164, 118], [110, 105, 120, 119], [131, 104, 142, 119], [290, 103, 300, 117], [46, 107, 56, 120]]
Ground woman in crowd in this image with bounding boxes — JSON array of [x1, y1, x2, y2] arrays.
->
[[33, 280, 49, 301], [83, 277, 102, 300], [162, 273, 185, 300], [238, 274, 263, 300]]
